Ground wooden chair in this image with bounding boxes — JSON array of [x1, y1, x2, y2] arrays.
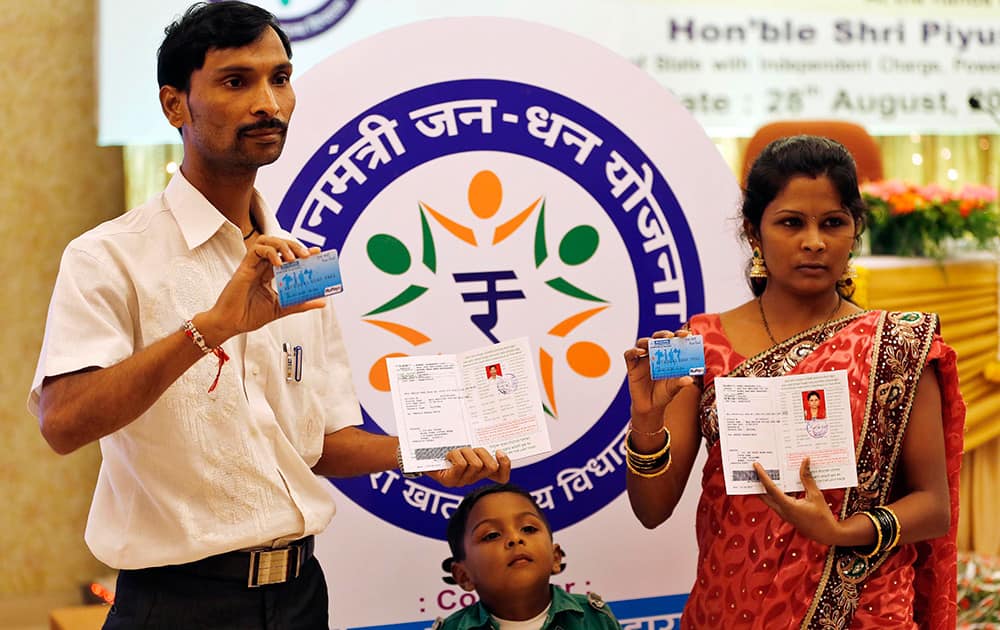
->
[[741, 121, 884, 185]]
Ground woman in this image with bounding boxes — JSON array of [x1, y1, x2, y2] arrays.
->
[[804, 390, 824, 420], [623, 136, 964, 629]]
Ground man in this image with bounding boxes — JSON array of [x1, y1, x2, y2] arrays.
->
[[29, 3, 509, 628]]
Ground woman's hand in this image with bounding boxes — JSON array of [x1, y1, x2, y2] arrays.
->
[[624, 330, 699, 433], [624, 330, 705, 528], [754, 458, 842, 546]]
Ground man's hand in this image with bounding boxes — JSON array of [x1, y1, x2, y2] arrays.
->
[[425, 447, 511, 487], [196, 236, 326, 346], [754, 458, 841, 546]]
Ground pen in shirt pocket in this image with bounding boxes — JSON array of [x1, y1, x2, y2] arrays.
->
[[293, 345, 303, 382], [283, 343, 303, 382]]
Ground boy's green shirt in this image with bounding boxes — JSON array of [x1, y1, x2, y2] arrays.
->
[[432, 585, 620, 630]]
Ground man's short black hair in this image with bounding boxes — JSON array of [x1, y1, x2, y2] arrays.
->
[[157, 1, 292, 91], [446, 483, 552, 562]]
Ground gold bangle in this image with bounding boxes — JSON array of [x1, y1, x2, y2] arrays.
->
[[856, 510, 883, 559], [627, 450, 672, 478], [625, 428, 671, 460], [628, 422, 667, 438]]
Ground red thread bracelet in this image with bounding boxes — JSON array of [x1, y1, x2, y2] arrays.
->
[[182, 320, 229, 392]]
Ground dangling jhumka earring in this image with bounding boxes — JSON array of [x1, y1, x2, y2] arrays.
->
[[840, 251, 857, 287], [749, 246, 768, 279]]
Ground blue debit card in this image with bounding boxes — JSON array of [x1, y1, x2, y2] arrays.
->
[[648, 335, 706, 380], [274, 249, 343, 308]]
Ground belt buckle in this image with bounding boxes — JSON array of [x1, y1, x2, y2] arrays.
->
[[248, 545, 300, 588]]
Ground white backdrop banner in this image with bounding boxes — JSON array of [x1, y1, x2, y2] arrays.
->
[[98, 0, 1000, 145], [256, 16, 745, 630]]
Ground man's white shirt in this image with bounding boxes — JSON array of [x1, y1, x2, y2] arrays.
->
[[29, 172, 361, 569]]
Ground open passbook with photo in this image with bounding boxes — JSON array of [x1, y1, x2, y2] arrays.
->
[[715, 369, 858, 496], [386, 337, 551, 473]]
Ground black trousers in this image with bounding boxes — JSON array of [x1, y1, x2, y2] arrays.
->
[[102, 555, 329, 630]]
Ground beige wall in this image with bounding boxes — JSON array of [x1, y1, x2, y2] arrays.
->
[[0, 0, 123, 597]]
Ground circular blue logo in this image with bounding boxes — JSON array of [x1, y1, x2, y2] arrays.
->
[[277, 79, 704, 539]]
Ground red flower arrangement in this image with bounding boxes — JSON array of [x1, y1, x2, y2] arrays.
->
[[958, 551, 1000, 628], [862, 181, 1000, 259]]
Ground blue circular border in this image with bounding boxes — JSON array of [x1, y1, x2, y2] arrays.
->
[[208, 0, 357, 42], [277, 78, 704, 538]]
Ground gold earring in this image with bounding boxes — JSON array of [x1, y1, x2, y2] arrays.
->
[[840, 253, 857, 287], [750, 246, 768, 279]]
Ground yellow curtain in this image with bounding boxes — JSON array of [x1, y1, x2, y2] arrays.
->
[[960, 443, 1000, 555], [714, 134, 1000, 192], [123, 144, 183, 210], [877, 134, 1000, 193]]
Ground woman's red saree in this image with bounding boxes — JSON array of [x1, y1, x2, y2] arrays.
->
[[682, 310, 964, 629]]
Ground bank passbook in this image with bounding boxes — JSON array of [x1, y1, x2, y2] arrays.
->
[[649, 335, 706, 380], [274, 249, 343, 308]]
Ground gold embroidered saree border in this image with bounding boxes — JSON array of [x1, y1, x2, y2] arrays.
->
[[801, 312, 938, 630]]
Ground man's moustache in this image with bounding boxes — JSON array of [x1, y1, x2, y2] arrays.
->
[[238, 119, 288, 135]]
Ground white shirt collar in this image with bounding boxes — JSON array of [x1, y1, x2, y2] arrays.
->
[[164, 170, 278, 250]]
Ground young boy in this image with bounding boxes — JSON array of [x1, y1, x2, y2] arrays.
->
[[433, 483, 620, 629]]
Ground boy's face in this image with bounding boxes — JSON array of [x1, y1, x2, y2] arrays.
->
[[452, 492, 560, 609]]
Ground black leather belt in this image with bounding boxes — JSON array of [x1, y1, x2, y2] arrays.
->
[[164, 536, 315, 588]]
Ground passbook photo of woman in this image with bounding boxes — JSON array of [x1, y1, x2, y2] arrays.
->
[[802, 389, 826, 420]]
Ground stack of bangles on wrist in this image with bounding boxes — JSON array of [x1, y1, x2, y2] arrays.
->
[[855, 506, 901, 558], [624, 424, 672, 478]]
